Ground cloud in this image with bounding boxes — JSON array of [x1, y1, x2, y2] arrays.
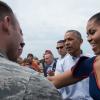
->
[[3, 0, 99, 58]]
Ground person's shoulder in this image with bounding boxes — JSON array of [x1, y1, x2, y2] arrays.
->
[[0, 57, 33, 73], [81, 52, 94, 57], [0, 57, 34, 99], [0, 57, 62, 100], [23, 74, 62, 100]]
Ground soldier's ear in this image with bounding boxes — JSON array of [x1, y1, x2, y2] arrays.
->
[[2, 16, 11, 34]]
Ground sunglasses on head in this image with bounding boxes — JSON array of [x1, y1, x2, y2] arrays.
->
[[20, 42, 25, 48], [56, 46, 64, 49]]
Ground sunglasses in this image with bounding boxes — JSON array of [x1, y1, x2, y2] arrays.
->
[[20, 42, 25, 48], [56, 46, 64, 49]]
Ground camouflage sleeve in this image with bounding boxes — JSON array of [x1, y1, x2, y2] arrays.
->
[[23, 74, 62, 100]]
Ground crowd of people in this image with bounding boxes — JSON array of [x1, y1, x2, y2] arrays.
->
[[0, 1, 100, 100], [17, 50, 57, 76]]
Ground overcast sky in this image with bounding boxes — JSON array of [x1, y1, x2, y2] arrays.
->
[[2, 0, 100, 59]]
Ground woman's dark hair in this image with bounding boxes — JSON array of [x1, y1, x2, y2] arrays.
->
[[89, 12, 100, 24]]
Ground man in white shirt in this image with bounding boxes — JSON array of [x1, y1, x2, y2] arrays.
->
[[54, 30, 93, 100], [55, 40, 67, 75], [55, 40, 68, 99]]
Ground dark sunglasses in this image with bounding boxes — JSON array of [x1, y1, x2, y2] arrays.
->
[[56, 46, 64, 49], [20, 42, 25, 48]]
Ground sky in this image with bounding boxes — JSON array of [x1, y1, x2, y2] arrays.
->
[[2, 0, 100, 59]]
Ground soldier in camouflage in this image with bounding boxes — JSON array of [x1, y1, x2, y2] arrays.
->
[[0, 1, 62, 100]]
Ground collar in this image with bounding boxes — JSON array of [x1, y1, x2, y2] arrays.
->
[[66, 51, 85, 61], [0, 51, 8, 59], [71, 50, 83, 60], [45, 60, 55, 67], [50, 60, 55, 66]]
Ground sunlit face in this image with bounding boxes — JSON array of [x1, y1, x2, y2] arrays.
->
[[87, 19, 100, 55], [64, 32, 82, 56], [56, 42, 66, 57]]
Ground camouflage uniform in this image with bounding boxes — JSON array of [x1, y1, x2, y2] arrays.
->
[[0, 53, 62, 100]]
